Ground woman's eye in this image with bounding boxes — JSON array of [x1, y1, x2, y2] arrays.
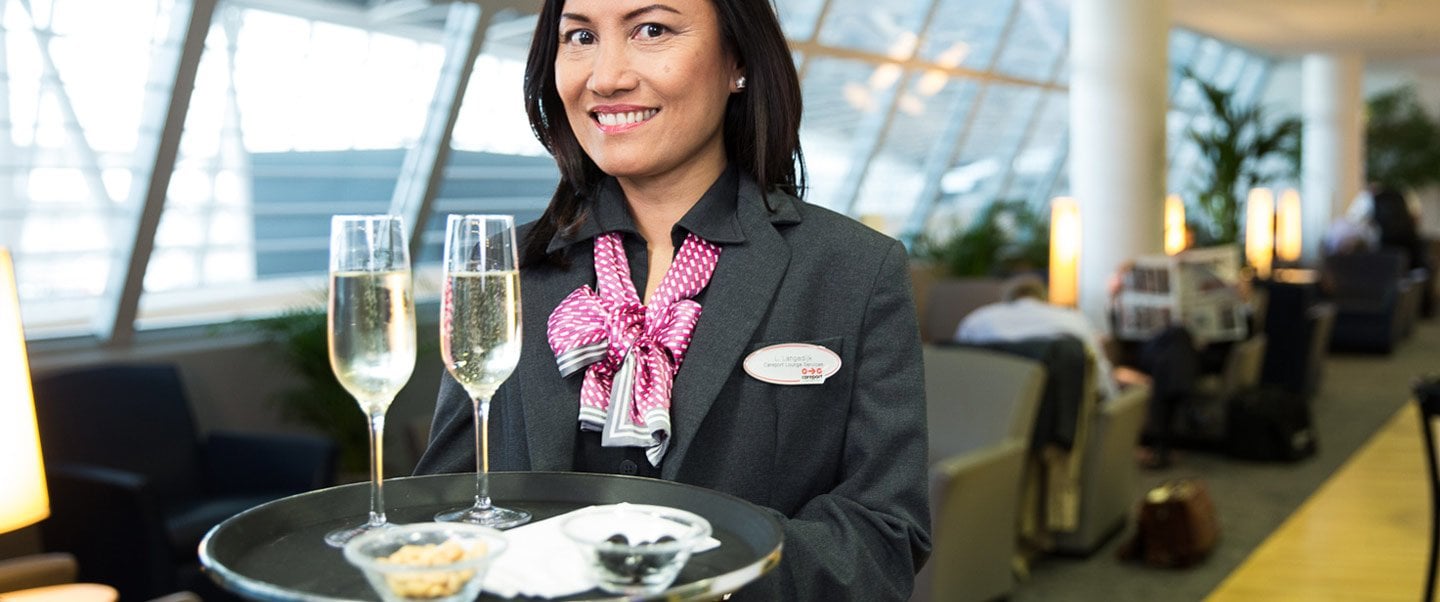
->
[[563, 29, 596, 45], [635, 23, 668, 39]]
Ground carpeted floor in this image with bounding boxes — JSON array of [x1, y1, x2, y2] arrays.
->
[[1012, 316, 1440, 602]]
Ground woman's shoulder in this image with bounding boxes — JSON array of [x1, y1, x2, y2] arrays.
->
[[779, 196, 902, 255], [766, 194, 898, 247]]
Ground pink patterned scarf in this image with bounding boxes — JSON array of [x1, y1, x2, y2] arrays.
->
[[546, 232, 721, 465]]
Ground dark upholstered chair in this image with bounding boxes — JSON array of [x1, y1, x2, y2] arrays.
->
[[1324, 250, 1419, 353], [1260, 279, 1336, 400], [31, 364, 336, 601]]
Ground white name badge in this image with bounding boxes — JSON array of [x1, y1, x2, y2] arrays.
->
[[743, 343, 842, 385]]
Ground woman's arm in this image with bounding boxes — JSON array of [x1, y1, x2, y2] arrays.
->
[[740, 240, 932, 600]]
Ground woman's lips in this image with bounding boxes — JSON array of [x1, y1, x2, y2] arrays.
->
[[592, 108, 659, 134]]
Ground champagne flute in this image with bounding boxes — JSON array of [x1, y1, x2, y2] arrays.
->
[[324, 215, 417, 547], [434, 215, 529, 528]]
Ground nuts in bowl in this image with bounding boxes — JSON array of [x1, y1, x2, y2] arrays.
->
[[343, 523, 507, 602]]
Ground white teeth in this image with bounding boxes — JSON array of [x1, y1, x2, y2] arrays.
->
[[596, 109, 658, 127]]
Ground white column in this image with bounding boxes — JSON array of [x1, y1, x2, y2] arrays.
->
[[1301, 53, 1365, 263], [1069, 0, 1168, 330]]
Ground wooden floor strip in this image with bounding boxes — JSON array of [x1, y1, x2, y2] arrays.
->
[[1206, 404, 1431, 601]]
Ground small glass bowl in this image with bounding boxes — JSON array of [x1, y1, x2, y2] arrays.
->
[[342, 522, 507, 602], [560, 504, 712, 596]]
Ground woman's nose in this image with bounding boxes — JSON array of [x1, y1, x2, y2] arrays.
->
[[587, 41, 637, 96]]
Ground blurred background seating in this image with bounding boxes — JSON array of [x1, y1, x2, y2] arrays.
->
[[31, 364, 336, 601]]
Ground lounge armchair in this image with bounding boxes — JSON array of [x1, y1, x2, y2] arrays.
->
[[1324, 250, 1418, 353], [913, 346, 1045, 602], [31, 364, 337, 601]]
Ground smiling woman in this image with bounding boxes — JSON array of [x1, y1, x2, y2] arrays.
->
[[416, 0, 932, 599]]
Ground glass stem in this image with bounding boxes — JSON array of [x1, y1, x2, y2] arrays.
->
[[473, 396, 493, 511], [367, 411, 387, 527]]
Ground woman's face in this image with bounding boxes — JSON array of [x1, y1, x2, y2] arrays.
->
[[555, 0, 740, 183]]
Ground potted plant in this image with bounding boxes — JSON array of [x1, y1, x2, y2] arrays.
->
[[250, 306, 370, 474], [913, 200, 1050, 278], [1364, 85, 1440, 191], [1184, 69, 1301, 245]]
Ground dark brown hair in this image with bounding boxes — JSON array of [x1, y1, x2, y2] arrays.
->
[[521, 0, 805, 266]]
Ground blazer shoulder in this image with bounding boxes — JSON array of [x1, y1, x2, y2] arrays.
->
[[783, 199, 903, 256]]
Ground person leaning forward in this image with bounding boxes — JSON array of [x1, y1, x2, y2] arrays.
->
[[415, 0, 932, 599]]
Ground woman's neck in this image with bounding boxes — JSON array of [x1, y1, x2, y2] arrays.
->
[[616, 153, 727, 248]]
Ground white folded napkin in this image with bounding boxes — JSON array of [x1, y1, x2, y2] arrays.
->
[[483, 507, 721, 599]]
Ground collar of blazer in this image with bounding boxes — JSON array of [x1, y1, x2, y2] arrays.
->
[[520, 175, 803, 479]]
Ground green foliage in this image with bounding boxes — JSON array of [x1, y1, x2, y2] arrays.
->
[[1184, 68, 1301, 245], [1365, 86, 1440, 190], [914, 200, 1049, 278], [249, 306, 370, 473]]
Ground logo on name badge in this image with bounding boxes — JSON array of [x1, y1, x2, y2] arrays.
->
[[743, 343, 842, 385]]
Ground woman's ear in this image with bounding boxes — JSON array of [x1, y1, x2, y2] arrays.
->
[[725, 58, 748, 93], [729, 54, 745, 93]]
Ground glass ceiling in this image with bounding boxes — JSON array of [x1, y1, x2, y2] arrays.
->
[[0, 0, 1273, 340]]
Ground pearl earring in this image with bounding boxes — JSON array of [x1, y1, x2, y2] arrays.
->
[[736, 76, 746, 90]]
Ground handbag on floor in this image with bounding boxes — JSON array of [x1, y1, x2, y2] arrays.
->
[[1119, 478, 1220, 568]]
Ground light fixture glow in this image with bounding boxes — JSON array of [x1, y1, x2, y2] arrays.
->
[[1049, 197, 1081, 307], [1245, 188, 1276, 279], [0, 248, 48, 535], [1276, 188, 1303, 262], [1164, 194, 1187, 256]]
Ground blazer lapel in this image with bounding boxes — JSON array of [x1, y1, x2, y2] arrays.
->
[[520, 251, 594, 471], [661, 182, 798, 480]]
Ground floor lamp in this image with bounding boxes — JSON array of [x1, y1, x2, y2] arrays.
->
[[0, 249, 109, 600], [0, 247, 47, 539]]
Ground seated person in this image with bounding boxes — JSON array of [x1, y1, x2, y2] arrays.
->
[[956, 274, 1124, 400], [1324, 188, 1380, 257]]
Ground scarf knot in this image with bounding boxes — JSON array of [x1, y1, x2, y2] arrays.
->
[[546, 232, 720, 465]]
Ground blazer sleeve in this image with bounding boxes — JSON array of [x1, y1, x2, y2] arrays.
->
[[414, 371, 476, 475], [741, 240, 932, 601]]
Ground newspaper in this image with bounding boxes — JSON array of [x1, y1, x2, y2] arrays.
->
[[1114, 245, 1247, 342]]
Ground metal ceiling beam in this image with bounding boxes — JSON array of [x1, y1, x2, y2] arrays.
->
[[795, 0, 838, 82], [391, 2, 492, 262], [987, 30, 1071, 210], [789, 39, 1065, 92], [838, 0, 947, 216], [93, 0, 218, 345], [18, 0, 111, 207], [898, 0, 1024, 243]]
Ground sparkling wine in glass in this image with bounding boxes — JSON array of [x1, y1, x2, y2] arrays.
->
[[434, 214, 529, 528], [324, 215, 417, 547]]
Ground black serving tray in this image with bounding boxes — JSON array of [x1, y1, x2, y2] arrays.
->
[[199, 472, 783, 601]]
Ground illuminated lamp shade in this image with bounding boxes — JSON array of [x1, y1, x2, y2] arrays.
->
[[1049, 197, 1081, 307], [1246, 188, 1276, 279], [1164, 194, 1187, 256], [1276, 189, 1303, 262], [0, 248, 47, 534]]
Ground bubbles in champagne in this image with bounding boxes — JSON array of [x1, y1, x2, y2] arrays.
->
[[442, 270, 521, 401], [329, 270, 418, 414]]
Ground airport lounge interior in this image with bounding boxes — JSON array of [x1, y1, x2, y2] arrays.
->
[[2, 0, 1440, 600]]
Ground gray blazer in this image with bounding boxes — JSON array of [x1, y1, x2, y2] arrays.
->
[[416, 178, 931, 600]]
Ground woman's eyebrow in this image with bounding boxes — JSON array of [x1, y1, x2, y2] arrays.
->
[[560, 4, 682, 25], [622, 4, 682, 21]]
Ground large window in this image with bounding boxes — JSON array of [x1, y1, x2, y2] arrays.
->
[[1, 0, 1274, 340], [137, 4, 448, 331], [1, 0, 187, 336]]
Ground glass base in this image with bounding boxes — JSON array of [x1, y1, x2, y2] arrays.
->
[[434, 504, 531, 529], [324, 518, 395, 548]]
